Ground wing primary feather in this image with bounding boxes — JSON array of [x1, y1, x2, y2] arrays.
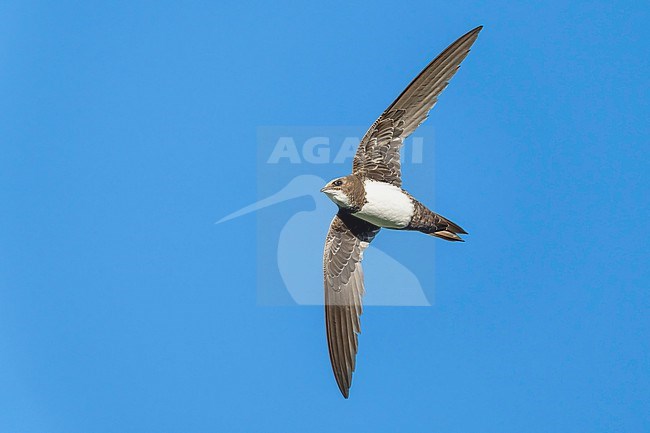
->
[[352, 26, 482, 185], [323, 213, 379, 398]]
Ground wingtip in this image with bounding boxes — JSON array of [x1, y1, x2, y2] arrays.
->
[[452, 26, 482, 55], [337, 383, 350, 399], [465, 25, 483, 39]]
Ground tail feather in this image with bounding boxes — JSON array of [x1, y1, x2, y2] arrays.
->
[[407, 199, 467, 242], [430, 230, 464, 242]]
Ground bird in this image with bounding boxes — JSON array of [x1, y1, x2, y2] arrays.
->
[[320, 26, 482, 398]]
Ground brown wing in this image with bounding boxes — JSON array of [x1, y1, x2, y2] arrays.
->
[[323, 211, 380, 398], [353, 26, 482, 186]]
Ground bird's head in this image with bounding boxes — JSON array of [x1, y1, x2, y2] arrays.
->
[[320, 175, 363, 210]]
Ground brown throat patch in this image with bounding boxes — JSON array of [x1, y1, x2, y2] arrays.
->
[[340, 174, 367, 212]]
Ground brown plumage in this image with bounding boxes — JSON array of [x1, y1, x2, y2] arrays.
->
[[321, 26, 482, 398], [323, 211, 379, 398], [320, 175, 367, 212], [406, 198, 468, 241]]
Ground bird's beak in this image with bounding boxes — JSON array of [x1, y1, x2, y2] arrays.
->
[[320, 187, 327, 193]]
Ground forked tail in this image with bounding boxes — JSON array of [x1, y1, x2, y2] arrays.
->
[[406, 200, 467, 242]]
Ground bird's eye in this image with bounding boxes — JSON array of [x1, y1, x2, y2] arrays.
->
[[333, 180, 343, 186]]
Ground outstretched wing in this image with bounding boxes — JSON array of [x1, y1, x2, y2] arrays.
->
[[353, 26, 482, 186], [323, 211, 380, 398]]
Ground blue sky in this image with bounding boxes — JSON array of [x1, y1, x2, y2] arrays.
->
[[1, 1, 649, 432]]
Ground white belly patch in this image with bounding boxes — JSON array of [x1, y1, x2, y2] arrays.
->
[[353, 180, 414, 228]]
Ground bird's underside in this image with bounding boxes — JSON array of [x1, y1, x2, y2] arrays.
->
[[322, 26, 482, 398]]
